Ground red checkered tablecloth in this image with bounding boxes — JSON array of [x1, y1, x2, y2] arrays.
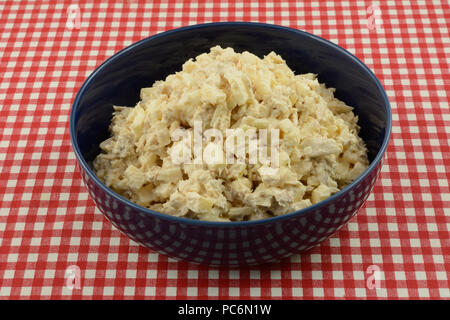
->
[[0, 0, 449, 300]]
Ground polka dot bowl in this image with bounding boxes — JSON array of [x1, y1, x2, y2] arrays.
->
[[70, 22, 391, 266]]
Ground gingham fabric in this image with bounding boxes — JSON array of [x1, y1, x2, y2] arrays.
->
[[0, 0, 449, 300]]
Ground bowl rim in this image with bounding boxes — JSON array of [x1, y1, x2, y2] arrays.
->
[[69, 21, 392, 227]]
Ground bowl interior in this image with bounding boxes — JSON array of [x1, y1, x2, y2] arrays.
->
[[72, 23, 389, 172]]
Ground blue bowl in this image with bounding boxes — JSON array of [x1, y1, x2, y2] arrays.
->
[[70, 22, 391, 266]]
